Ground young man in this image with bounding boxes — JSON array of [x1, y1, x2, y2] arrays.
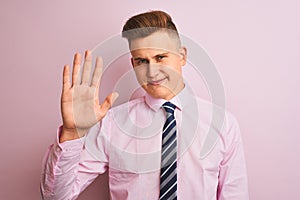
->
[[41, 10, 249, 200]]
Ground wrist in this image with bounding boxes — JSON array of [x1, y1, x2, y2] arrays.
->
[[59, 126, 87, 143]]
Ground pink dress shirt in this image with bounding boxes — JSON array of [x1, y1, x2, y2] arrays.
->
[[41, 86, 249, 200]]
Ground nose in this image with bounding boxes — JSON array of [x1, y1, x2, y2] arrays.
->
[[147, 63, 160, 78]]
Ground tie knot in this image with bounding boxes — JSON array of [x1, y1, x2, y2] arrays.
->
[[162, 102, 176, 115]]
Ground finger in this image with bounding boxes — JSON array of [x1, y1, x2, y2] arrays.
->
[[63, 65, 71, 90], [91, 56, 103, 87], [72, 53, 82, 86], [97, 92, 119, 120], [81, 50, 92, 85]]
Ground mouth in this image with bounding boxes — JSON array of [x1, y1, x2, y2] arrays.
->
[[148, 77, 167, 85]]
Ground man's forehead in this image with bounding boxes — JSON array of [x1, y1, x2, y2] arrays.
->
[[129, 31, 179, 52]]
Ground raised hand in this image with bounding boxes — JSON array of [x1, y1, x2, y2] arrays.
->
[[60, 50, 118, 142]]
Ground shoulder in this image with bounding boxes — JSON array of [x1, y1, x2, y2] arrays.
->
[[193, 96, 241, 139], [193, 97, 243, 158]]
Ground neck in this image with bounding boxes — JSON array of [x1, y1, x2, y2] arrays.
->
[[164, 82, 185, 100]]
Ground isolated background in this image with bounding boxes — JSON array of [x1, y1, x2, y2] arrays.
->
[[1, 0, 299, 199]]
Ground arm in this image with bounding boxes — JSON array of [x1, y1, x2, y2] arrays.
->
[[41, 50, 117, 199], [217, 113, 249, 200], [41, 125, 108, 200]]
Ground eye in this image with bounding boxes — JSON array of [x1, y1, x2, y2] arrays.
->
[[156, 55, 166, 61], [136, 58, 149, 65]]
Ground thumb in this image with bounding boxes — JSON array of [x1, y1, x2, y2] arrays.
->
[[97, 92, 119, 119], [110, 92, 119, 105]]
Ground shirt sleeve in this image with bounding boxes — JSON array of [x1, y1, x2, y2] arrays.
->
[[217, 113, 249, 200], [40, 124, 108, 200]]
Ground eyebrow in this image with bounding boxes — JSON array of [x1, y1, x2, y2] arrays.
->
[[133, 52, 169, 61], [133, 57, 146, 61], [154, 52, 169, 58]]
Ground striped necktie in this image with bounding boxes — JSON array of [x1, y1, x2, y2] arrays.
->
[[160, 101, 177, 200]]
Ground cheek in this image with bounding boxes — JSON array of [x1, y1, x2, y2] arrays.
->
[[165, 57, 182, 69], [133, 67, 147, 83], [134, 66, 145, 76], [164, 63, 182, 78], [168, 71, 182, 82]]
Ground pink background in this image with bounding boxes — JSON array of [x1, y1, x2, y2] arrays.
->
[[0, 0, 299, 199]]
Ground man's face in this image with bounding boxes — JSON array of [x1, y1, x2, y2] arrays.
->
[[130, 31, 187, 100]]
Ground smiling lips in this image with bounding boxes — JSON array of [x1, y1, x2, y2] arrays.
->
[[148, 77, 167, 85]]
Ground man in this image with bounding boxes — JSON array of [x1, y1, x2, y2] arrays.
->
[[41, 10, 249, 200]]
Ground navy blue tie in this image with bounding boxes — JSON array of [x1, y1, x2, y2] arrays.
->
[[159, 102, 177, 200]]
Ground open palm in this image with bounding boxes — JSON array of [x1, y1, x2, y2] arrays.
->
[[60, 51, 118, 140]]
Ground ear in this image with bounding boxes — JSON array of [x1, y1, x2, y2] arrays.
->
[[178, 46, 187, 66]]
